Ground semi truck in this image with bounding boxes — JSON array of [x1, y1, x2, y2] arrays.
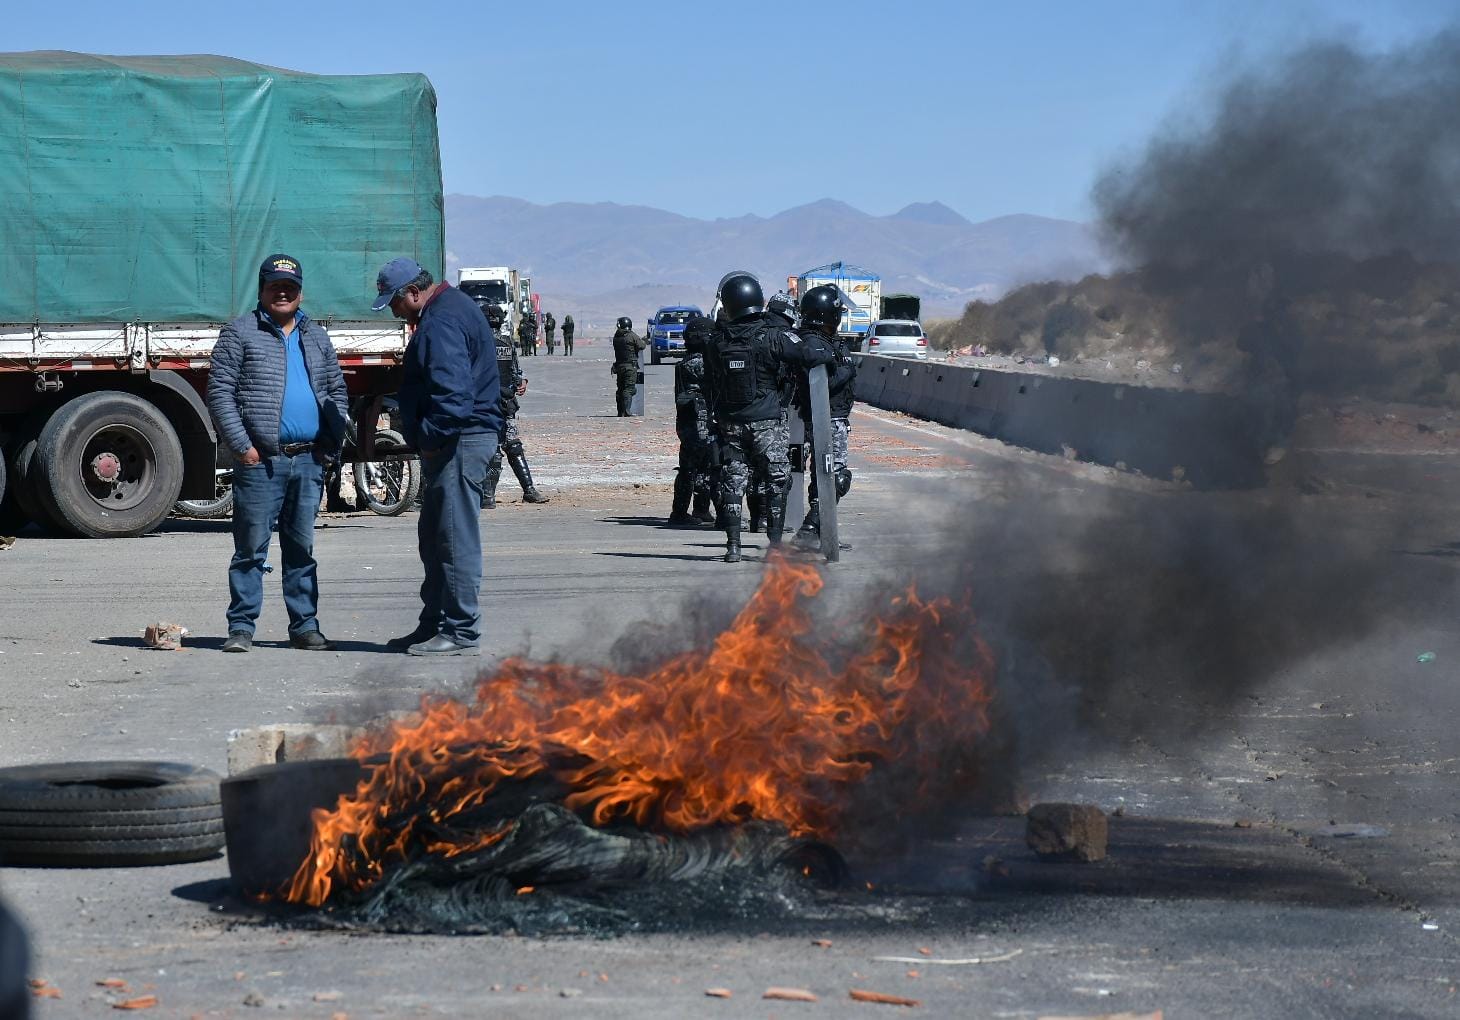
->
[[457, 267, 520, 335], [0, 52, 443, 538], [796, 262, 880, 349]]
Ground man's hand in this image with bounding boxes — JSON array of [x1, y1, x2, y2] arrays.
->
[[239, 446, 261, 466]]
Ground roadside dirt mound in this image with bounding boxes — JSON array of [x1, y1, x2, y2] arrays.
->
[[939, 254, 1460, 404]]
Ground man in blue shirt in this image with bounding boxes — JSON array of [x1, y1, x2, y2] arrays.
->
[[373, 257, 502, 656], [207, 254, 349, 653]]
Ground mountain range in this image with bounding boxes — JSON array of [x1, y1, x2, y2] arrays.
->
[[445, 195, 1109, 323]]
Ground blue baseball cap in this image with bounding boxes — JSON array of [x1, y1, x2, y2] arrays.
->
[[259, 253, 302, 287], [372, 257, 426, 311]]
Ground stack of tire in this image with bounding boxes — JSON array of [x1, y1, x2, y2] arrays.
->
[[0, 762, 225, 867]]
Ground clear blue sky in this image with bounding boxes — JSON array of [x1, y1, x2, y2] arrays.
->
[[6, 0, 1454, 223]]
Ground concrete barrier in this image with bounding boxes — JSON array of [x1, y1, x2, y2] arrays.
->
[[854, 356, 1267, 488]]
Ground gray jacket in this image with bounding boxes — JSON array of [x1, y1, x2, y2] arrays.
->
[[206, 308, 349, 458]]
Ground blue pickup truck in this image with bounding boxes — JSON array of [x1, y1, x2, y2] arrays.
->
[[647, 305, 703, 365]]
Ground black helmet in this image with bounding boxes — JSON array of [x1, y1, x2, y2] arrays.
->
[[767, 291, 797, 325], [683, 315, 712, 353], [799, 285, 845, 331], [484, 304, 505, 327], [616, 315, 633, 330], [718, 273, 764, 321]]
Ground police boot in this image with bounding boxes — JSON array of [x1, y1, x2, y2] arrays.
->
[[765, 492, 787, 545], [668, 471, 696, 525], [793, 500, 821, 549], [723, 523, 742, 563], [691, 490, 716, 525], [507, 447, 550, 504], [482, 456, 503, 510], [746, 491, 763, 533]]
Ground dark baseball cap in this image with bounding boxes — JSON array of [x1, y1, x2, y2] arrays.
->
[[259, 253, 302, 286], [372, 257, 426, 311]]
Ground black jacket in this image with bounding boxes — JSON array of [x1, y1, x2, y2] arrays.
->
[[797, 332, 858, 422], [706, 314, 835, 425], [612, 327, 645, 368]]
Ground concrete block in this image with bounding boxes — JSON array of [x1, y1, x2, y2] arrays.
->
[[1026, 802, 1109, 862], [226, 723, 362, 775]]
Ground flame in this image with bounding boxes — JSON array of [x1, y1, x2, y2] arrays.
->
[[283, 555, 993, 907]]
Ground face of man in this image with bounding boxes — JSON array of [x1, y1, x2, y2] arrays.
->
[[388, 285, 430, 324], [259, 279, 302, 326]]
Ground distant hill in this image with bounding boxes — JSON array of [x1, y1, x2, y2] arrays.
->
[[445, 195, 1107, 325]]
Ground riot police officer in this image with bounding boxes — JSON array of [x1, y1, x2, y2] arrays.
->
[[611, 315, 645, 416], [561, 314, 575, 355], [543, 311, 556, 354], [703, 272, 835, 563], [669, 313, 718, 526], [792, 285, 857, 548], [483, 304, 549, 507], [518, 311, 538, 356]]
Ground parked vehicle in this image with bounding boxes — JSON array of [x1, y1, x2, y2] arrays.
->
[[0, 54, 442, 538], [647, 306, 704, 365], [458, 267, 521, 337], [880, 293, 921, 322], [796, 262, 880, 349], [865, 319, 929, 360]]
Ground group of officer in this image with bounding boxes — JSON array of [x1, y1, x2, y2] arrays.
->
[[515, 309, 575, 356], [668, 272, 857, 563]]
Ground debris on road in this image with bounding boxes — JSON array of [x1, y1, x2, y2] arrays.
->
[[1417, 651, 1436, 663], [764, 987, 819, 1002], [850, 988, 921, 1007], [28, 978, 61, 999], [705, 988, 733, 998], [112, 995, 158, 1010], [97, 978, 128, 989], [1038, 1012, 1161, 1020], [1027, 803, 1109, 861], [142, 621, 188, 651], [812, 938, 833, 948], [0, 536, 14, 551], [873, 950, 1023, 966]]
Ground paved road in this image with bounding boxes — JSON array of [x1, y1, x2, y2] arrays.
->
[[1, 354, 1458, 1017]]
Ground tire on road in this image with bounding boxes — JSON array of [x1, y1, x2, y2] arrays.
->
[[0, 761, 224, 867], [9, 437, 66, 534], [34, 392, 185, 538]]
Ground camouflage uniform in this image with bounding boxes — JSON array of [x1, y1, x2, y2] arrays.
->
[[670, 324, 718, 524], [611, 325, 645, 416]]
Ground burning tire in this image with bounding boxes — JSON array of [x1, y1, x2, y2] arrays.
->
[[34, 392, 184, 538], [0, 761, 224, 867]]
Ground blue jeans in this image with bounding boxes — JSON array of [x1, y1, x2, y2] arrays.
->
[[416, 432, 497, 646], [227, 451, 325, 636]]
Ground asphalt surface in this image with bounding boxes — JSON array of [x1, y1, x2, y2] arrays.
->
[[1, 351, 1458, 1018]]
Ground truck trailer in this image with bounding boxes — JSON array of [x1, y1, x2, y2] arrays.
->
[[0, 52, 444, 538], [796, 263, 880, 349]]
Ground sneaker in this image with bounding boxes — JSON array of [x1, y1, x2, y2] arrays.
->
[[290, 629, 334, 651], [221, 631, 252, 653]]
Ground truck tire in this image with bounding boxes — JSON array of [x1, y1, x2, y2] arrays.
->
[[8, 438, 65, 534], [34, 392, 185, 538], [0, 761, 224, 868]]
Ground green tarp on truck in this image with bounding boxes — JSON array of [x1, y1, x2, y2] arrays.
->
[[0, 52, 443, 323]]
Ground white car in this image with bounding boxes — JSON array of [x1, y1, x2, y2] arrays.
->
[[865, 319, 928, 359]]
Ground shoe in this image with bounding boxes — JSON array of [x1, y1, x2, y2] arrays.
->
[[481, 490, 496, 510], [666, 511, 698, 526], [386, 626, 436, 650], [723, 526, 742, 564], [408, 634, 481, 657], [522, 487, 550, 504], [290, 629, 334, 651], [221, 631, 251, 653], [792, 527, 820, 550]]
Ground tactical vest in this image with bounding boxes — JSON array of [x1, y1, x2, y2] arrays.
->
[[706, 315, 784, 424]]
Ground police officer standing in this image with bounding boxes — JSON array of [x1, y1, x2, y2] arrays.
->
[[518, 310, 538, 356], [703, 272, 835, 563], [611, 315, 645, 416], [792, 286, 857, 548], [668, 313, 718, 526], [561, 314, 575, 355], [543, 311, 556, 354], [480, 304, 549, 508]]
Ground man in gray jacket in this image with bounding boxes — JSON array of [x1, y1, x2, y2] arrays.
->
[[206, 254, 349, 653]]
